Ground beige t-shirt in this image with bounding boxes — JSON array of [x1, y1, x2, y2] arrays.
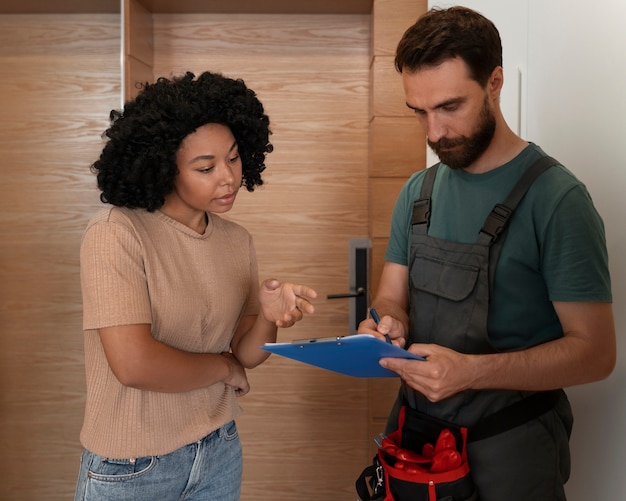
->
[[79, 207, 259, 458]]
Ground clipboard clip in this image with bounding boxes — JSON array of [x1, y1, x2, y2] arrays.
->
[[291, 336, 345, 344]]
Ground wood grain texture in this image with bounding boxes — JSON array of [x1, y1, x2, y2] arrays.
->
[[0, 0, 372, 14], [125, 55, 154, 101], [372, 0, 425, 56], [124, 0, 153, 65], [152, 13, 371, 500], [371, 55, 413, 118], [142, 0, 372, 14], [367, 377, 401, 457], [0, 0, 119, 14], [124, 0, 154, 101], [0, 6, 428, 500], [368, 177, 406, 238], [366, 0, 428, 473], [0, 14, 120, 500], [370, 116, 426, 177], [370, 237, 388, 297]]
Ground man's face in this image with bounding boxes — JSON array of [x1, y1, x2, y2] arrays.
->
[[427, 96, 496, 170], [402, 57, 497, 171]]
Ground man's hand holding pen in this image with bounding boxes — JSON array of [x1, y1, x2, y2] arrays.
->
[[369, 308, 392, 344], [359, 307, 407, 349]]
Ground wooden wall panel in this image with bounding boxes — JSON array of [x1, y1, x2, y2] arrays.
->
[[0, 0, 371, 15], [367, 0, 427, 464], [0, 4, 428, 500], [370, 237, 387, 298], [371, 55, 413, 118], [367, 377, 401, 456], [368, 177, 406, 238], [125, 0, 153, 65], [370, 116, 425, 177], [125, 55, 153, 101], [0, 0, 118, 13], [152, 13, 371, 500], [372, 0, 422, 55], [0, 14, 120, 500], [139, 0, 372, 14], [124, 0, 154, 101]]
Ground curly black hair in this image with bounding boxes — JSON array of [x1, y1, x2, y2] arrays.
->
[[93, 71, 273, 211]]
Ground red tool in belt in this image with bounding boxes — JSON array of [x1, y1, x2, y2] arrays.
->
[[377, 428, 463, 474]]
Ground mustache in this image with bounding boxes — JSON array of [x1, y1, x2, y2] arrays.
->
[[428, 137, 466, 150]]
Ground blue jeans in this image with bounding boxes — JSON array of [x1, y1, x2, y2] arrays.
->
[[74, 421, 242, 501]]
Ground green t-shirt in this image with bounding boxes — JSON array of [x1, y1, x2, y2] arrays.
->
[[386, 144, 612, 350]]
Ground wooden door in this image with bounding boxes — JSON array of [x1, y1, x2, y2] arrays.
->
[[150, 13, 371, 499], [0, 10, 371, 501], [0, 13, 121, 499]]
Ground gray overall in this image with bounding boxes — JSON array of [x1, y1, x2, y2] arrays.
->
[[390, 158, 574, 501]]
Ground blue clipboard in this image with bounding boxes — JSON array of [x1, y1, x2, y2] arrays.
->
[[261, 334, 424, 378]]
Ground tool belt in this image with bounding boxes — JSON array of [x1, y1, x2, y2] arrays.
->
[[356, 390, 560, 501]]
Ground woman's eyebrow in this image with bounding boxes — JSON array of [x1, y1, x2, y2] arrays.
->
[[190, 141, 238, 163]]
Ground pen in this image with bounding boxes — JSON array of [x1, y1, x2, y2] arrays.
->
[[369, 308, 392, 344], [369, 308, 380, 324]]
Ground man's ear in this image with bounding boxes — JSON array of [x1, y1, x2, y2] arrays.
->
[[488, 66, 504, 99]]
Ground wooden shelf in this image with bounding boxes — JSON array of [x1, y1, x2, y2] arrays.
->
[[0, 0, 119, 13], [140, 0, 372, 14], [0, 0, 372, 14]]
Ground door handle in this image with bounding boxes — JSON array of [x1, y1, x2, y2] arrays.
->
[[327, 287, 366, 299], [326, 238, 370, 335]]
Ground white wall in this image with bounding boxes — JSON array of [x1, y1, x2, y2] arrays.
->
[[526, 3, 626, 500], [429, 1, 626, 499]]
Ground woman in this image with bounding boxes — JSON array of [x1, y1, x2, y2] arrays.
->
[[74, 71, 317, 501]]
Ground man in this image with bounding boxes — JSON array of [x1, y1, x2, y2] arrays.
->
[[360, 6, 615, 501]]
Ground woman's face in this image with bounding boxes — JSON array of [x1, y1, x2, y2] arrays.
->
[[162, 123, 243, 227]]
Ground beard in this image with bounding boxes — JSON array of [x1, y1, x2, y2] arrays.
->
[[428, 97, 496, 170]]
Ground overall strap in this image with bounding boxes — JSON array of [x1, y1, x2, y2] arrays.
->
[[478, 155, 560, 296], [478, 156, 560, 245], [409, 157, 559, 295], [411, 163, 440, 232]]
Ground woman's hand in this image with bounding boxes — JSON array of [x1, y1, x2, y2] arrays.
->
[[221, 353, 250, 397], [259, 279, 317, 328]]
